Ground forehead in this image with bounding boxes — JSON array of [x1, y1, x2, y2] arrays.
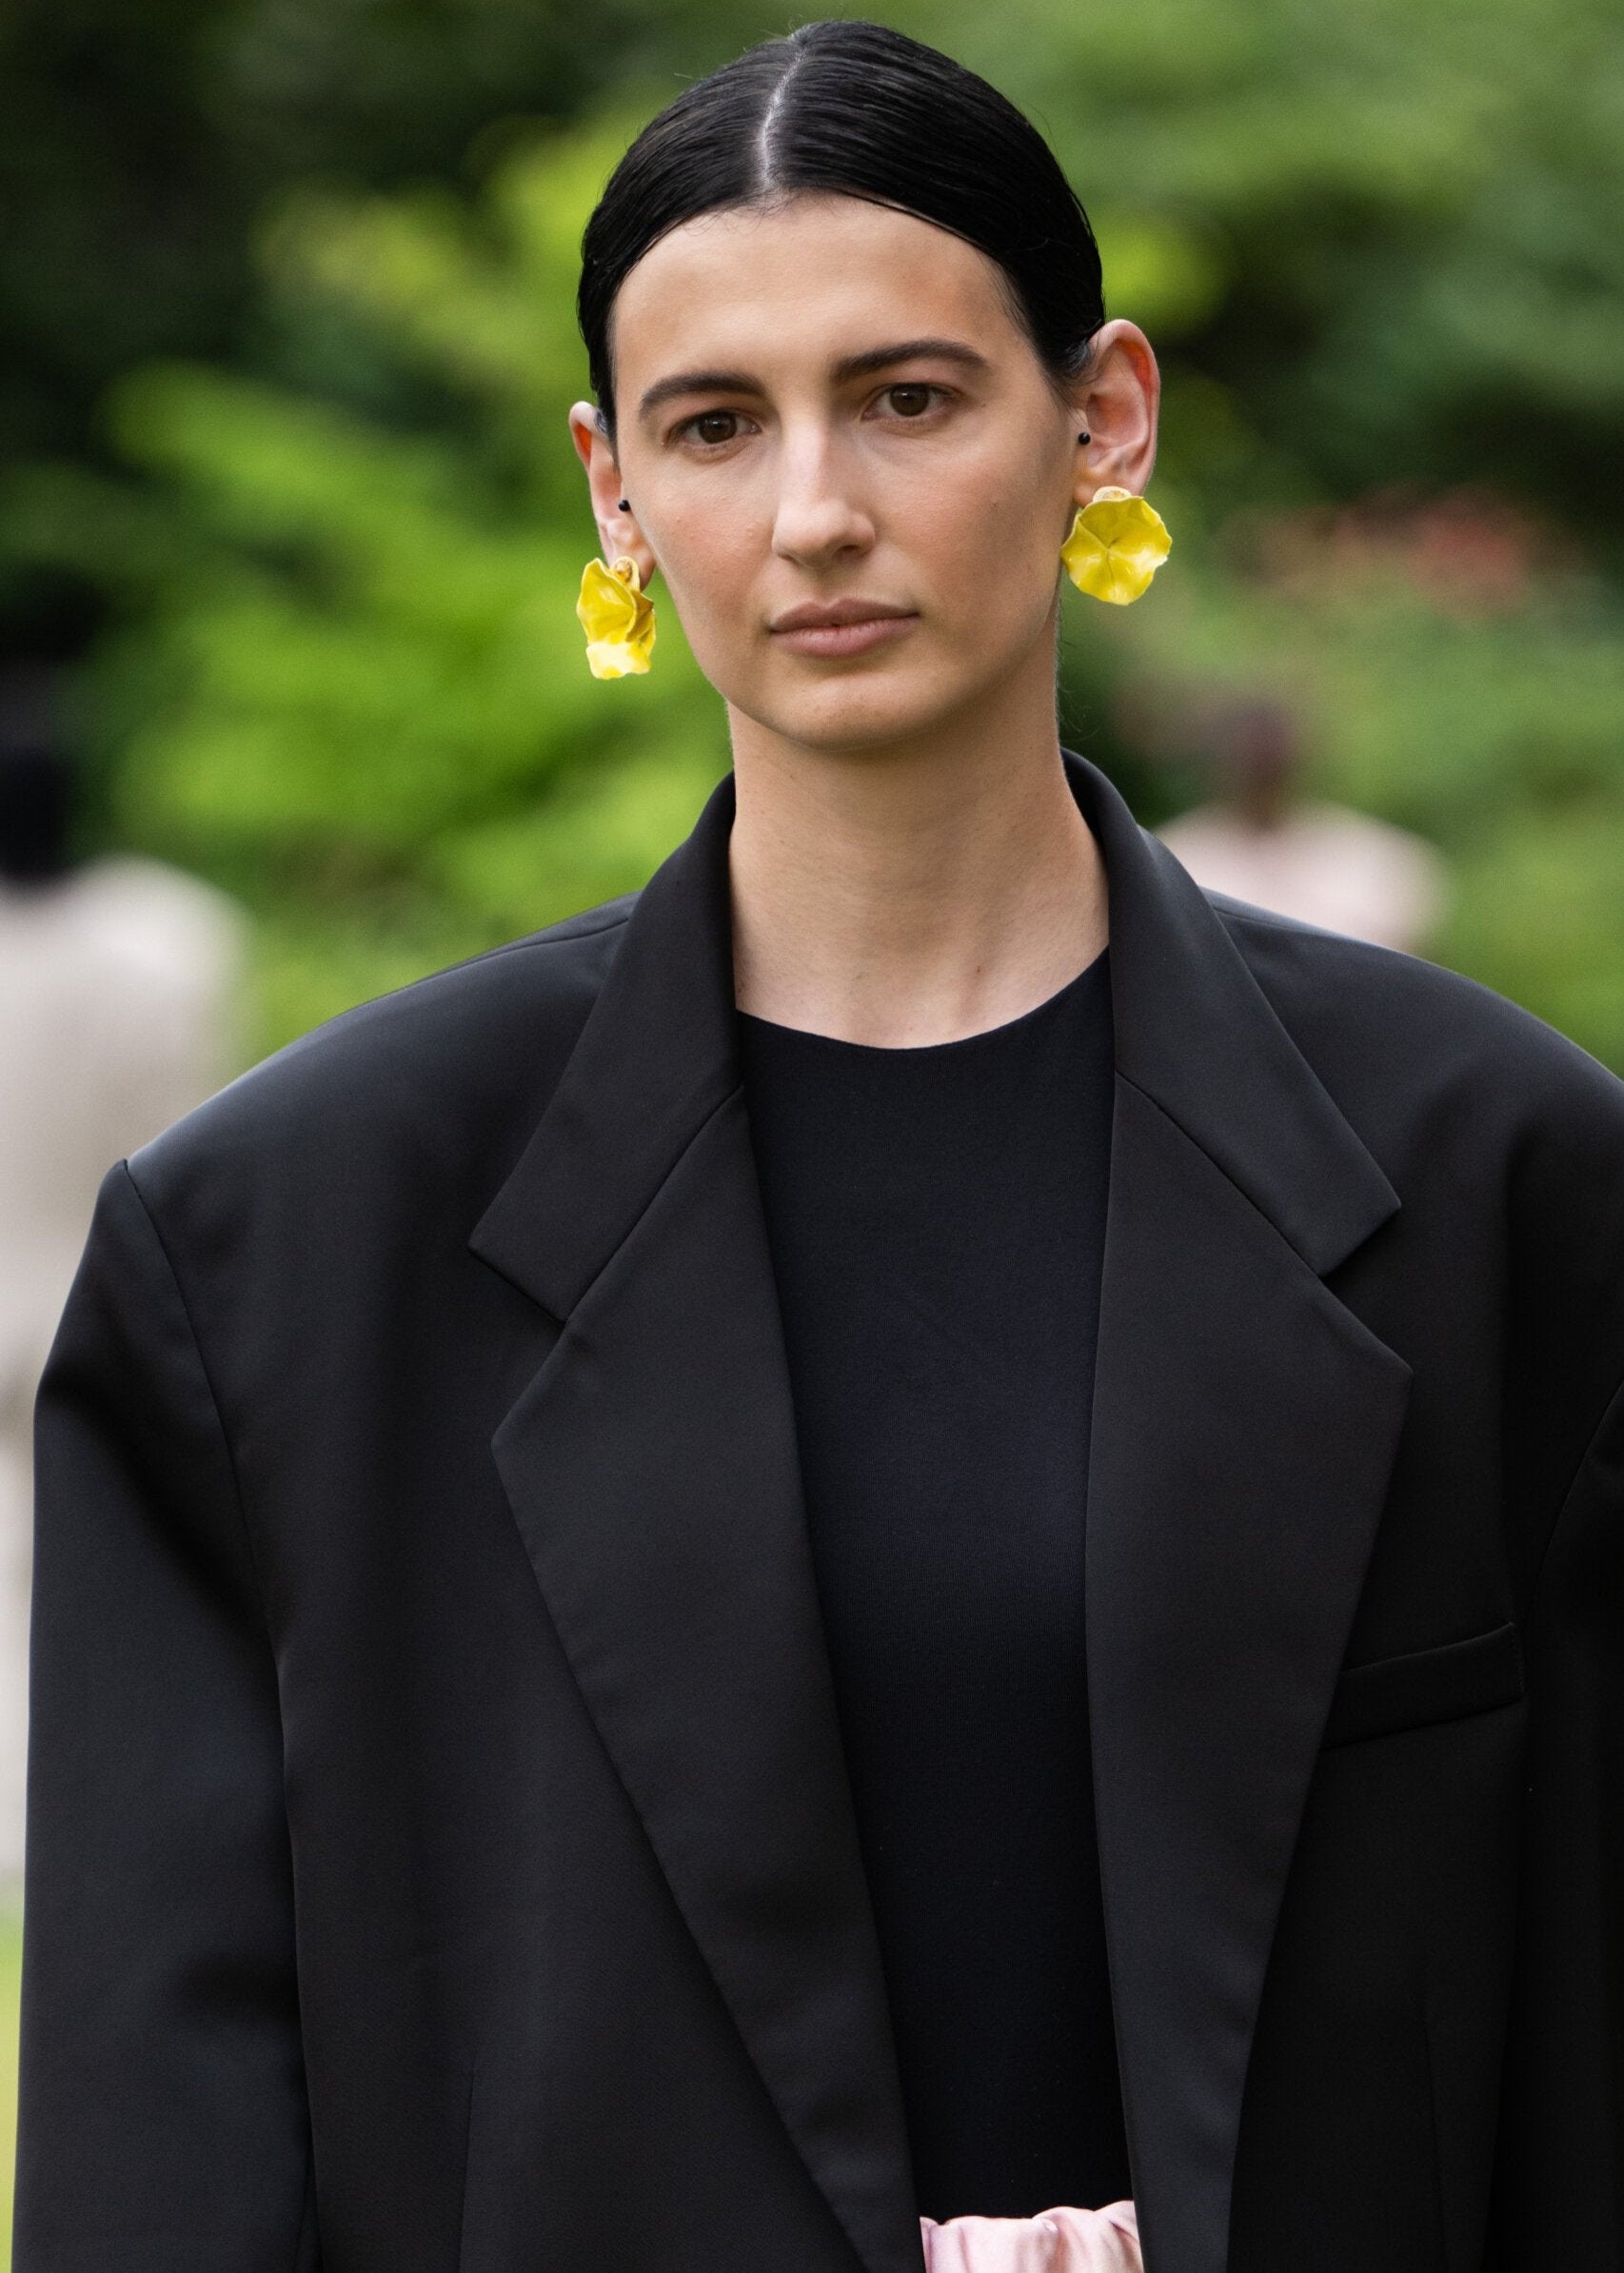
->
[[609, 192, 1025, 391]]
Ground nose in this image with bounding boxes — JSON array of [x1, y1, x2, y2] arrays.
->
[[770, 425, 876, 568]]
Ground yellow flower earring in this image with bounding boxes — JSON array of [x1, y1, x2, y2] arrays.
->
[[1060, 464, 1173, 604], [577, 545, 656, 678]]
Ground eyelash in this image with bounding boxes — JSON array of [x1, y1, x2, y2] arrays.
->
[[671, 383, 954, 448]]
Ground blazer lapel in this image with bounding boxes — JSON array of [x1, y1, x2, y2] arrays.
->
[[470, 751, 1413, 2273], [469, 774, 923, 2273], [1070, 761, 1413, 2273]]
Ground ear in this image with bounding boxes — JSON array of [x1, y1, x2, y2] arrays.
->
[[568, 402, 657, 585], [1069, 321, 1160, 506]]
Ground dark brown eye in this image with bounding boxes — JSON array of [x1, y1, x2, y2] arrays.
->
[[689, 410, 740, 445], [886, 385, 936, 418]]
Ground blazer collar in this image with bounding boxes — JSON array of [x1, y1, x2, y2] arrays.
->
[[473, 752, 1396, 1321], [471, 750, 1410, 2273], [1075, 756, 1397, 1272]]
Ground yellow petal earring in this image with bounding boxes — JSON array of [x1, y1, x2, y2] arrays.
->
[[577, 548, 656, 678], [1060, 484, 1173, 606]]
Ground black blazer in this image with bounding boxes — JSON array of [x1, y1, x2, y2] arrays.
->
[[17, 752, 1624, 2273]]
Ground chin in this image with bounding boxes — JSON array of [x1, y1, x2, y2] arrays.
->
[[740, 666, 980, 755]]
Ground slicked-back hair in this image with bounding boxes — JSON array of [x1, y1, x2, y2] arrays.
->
[[577, 20, 1105, 438]]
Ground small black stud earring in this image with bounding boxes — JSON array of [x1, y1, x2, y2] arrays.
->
[[1078, 431, 1091, 445], [618, 498, 630, 511]]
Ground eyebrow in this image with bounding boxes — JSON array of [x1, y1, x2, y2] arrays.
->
[[635, 337, 993, 424]]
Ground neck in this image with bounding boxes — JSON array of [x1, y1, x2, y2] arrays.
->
[[726, 669, 1108, 1047]]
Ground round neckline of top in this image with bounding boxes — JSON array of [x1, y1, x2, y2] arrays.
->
[[735, 943, 1109, 1058]]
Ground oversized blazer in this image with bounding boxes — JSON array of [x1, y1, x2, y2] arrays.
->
[[16, 751, 1624, 2273]]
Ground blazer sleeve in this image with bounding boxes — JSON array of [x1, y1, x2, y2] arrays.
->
[[1488, 1371, 1624, 2260], [13, 1160, 317, 2270]]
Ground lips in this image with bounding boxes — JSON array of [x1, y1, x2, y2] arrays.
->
[[766, 598, 919, 660], [768, 598, 916, 633]]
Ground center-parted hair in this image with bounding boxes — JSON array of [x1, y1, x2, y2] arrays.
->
[[577, 21, 1105, 436]]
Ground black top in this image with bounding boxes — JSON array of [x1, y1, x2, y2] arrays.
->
[[737, 948, 1129, 2223]]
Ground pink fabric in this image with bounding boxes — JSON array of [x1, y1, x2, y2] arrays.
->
[[919, 2202, 1140, 2272]]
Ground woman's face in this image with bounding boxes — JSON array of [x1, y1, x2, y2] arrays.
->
[[572, 192, 1159, 759]]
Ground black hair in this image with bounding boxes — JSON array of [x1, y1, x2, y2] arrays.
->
[[578, 20, 1104, 438]]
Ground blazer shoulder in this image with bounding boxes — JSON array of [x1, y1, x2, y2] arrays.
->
[[128, 890, 638, 1221], [1213, 890, 1624, 1144], [1214, 894, 1624, 1379]]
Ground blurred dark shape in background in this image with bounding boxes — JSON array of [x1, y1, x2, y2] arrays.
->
[[0, 676, 74, 885], [1153, 692, 1448, 955], [0, 666, 248, 1887]]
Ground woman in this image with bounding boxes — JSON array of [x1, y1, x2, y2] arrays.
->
[[15, 22, 1624, 2273]]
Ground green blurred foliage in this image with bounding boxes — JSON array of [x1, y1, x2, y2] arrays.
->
[[922, 0, 1624, 549], [7, 118, 731, 1041], [5, 0, 1624, 1065], [0, 0, 813, 655]]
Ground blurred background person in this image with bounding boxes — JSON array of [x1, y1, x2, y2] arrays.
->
[[1156, 694, 1448, 954], [0, 669, 248, 1886]]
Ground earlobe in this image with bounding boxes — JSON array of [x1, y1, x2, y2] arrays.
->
[[597, 507, 655, 594]]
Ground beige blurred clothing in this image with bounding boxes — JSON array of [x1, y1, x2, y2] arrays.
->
[[1158, 801, 1447, 954], [0, 855, 247, 1882]]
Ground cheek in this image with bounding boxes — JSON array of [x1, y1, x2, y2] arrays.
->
[[651, 506, 758, 643], [911, 468, 1064, 635]]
